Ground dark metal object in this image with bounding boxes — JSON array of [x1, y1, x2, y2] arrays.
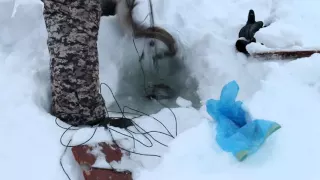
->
[[146, 83, 176, 100]]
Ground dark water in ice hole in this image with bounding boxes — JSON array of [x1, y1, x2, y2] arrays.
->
[[107, 54, 202, 115]]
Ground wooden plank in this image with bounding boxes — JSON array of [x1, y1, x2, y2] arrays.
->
[[71, 142, 133, 180], [252, 50, 320, 60]]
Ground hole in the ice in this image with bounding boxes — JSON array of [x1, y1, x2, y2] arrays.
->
[[107, 52, 201, 115]]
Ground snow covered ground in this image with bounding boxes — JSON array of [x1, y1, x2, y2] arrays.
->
[[1, 0, 320, 179]]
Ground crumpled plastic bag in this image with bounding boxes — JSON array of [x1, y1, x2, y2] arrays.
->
[[206, 80, 281, 161]]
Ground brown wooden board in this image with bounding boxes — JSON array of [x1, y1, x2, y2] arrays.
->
[[71, 142, 133, 180], [251, 50, 320, 60]]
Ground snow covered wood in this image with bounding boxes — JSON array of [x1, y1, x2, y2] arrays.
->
[[252, 50, 320, 60], [42, 0, 106, 125], [72, 142, 133, 180], [82, 168, 132, 180]]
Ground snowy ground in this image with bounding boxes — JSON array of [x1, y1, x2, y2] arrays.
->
[[1, 0, 320, 179]]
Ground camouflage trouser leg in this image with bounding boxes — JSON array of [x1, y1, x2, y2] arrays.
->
[[43, 0, 106, 125]]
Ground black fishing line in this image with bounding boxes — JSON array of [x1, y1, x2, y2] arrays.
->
[[57, 1, 180, 179], [57, 83, 176, 180]]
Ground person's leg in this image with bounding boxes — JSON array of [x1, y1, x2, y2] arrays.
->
[[43, 0, 106, 125]]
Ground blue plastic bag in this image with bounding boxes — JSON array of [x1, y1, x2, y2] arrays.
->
[[206, 80, 281, 161]]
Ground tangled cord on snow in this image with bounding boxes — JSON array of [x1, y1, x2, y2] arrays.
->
[[57, 1, 180, 179], [57, 82, 178, 180]]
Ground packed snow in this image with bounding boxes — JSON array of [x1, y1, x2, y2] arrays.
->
[[1, 0, 320, 180]]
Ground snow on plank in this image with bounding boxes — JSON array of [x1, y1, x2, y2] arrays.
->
[[71, 142, 133, 180], [252, 50, 320, 60]]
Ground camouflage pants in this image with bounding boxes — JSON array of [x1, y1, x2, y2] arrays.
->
[[43, 0, 106, 125]]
